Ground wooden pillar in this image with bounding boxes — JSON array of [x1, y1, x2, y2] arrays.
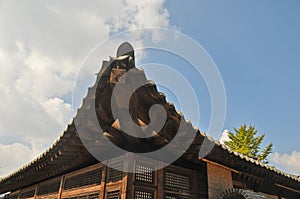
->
[[121, 172, 128, 199], [193, 170, 200, 199], [126, 172, 134, 199], [17, 189, 21, 199], [157, 162, 164, 199], [125, 154, 134, 199], [33, 183, 39, 199], [100, 165, 108, 199], [57, 175, 65, 199]]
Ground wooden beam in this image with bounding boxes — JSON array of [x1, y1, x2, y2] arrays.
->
[[200, 158, 240, 174], [275, 183, 300, 194]]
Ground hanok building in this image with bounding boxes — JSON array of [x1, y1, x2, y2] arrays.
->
[[1, 43, 300, 199]]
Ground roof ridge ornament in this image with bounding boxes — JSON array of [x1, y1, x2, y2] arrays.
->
[[117, 42, 134, 59], [96, 42, 135, 81]]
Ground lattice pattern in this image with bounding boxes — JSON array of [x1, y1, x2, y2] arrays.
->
[[107, 190, 120, 199], [88, 193, 100, 199], [38, 196, 57, 199], [62, 192, 99, 199], [134, 189, 154, 199], [6, 194, 18, 199], [165, 196, 177, 199], [165, 194, 191, 199], [164, 172, 190, 192], [109, 168, 122, 182], [19, 189, 35, 199], [108, 161, 123, 182], [38, 180, 60, 195], [135, 162, 154, 183], [64, 168, 102, 190], [164, 193, 192, 199]]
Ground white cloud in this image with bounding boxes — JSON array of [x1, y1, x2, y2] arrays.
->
[[0, 0, 170, 177], [15, 48, 75, 98], [0, 143, 43, 178], [107, 0, 169, 31], [40, 97, 73, 126], [0, 85, 66, 145], [269, 151, 300, 175], [219, 129, 230, 144]]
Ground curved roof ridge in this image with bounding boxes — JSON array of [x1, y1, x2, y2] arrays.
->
[[199, 130, 300, 182]]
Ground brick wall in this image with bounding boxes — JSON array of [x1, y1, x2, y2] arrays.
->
[[207, 162, 233, 199]]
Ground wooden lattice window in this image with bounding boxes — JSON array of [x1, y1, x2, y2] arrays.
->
[[38, 179, 60, 195], [134, 189, 154, 199], [38, 196, 57, 199], [165, 194, 192, 199], [64, 168, 102, 190], [19, 189, 35, 199], [107, 190, 120, 199], [108, 161, 123, 182], [88, 193, 100, 199], [164, 171, 191, 193], [7, 194, 18, 199], [135, 161, 155, 184], [62, 192, 99, 199], [109, 168, 122, 182]]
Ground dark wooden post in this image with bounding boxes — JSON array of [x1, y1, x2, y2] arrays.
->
[[157, 162, 164, 199], [57, 175, 65, 199], [125, 154, 134, 199], [193, 170, 200, 199], [33, 183, 39, 199], [100, 165, 107, 199], [17, 189, 21, 199]]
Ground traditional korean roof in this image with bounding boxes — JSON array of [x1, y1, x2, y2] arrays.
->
[[211, 136, 300, 182], [0, 43, 299, 195]]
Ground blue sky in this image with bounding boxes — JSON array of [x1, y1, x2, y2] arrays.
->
[[140, 0, 300, 173], [165, 1, 300, 154], [0, 0, 299, 177]]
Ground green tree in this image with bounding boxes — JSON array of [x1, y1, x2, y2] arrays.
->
[[224, 124, 273, 163]]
